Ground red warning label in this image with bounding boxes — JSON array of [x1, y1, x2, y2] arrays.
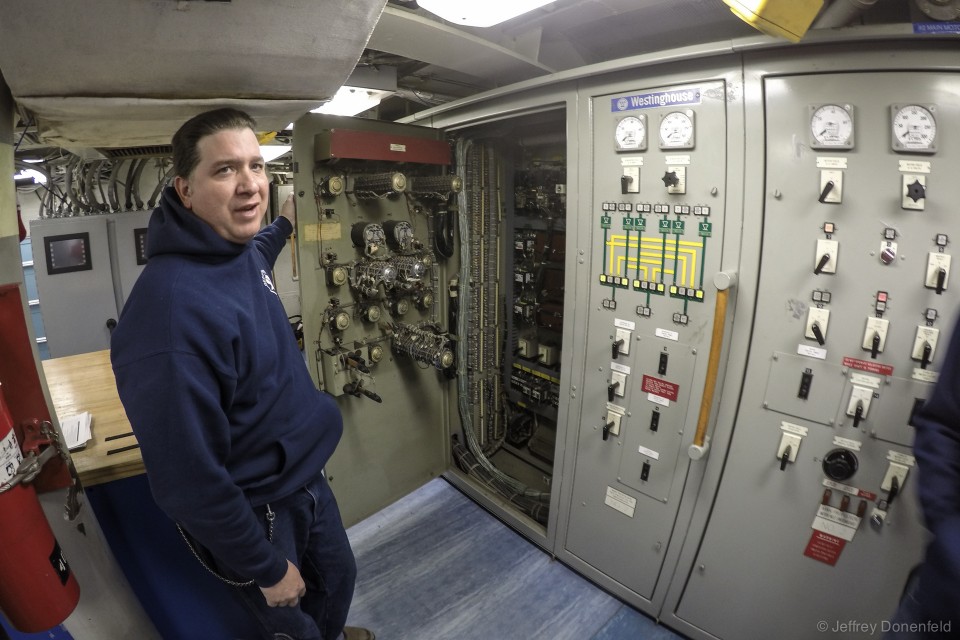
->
[[641, 375, 679, 402], [842, 357, 894, 377], [804, 530, 847, 566]]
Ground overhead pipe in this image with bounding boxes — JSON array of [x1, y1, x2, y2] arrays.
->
[[812, 0, 881, 28]]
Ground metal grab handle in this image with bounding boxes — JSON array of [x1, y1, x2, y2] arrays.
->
[[689, 272, 735, 460]]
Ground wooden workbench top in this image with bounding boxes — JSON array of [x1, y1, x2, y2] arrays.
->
[[42, 349, 145, 487]]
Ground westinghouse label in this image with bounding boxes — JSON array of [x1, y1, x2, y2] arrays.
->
[[611, 88, 701, 112]]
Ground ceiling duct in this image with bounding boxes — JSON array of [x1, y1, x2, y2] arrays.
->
[[0, 0, 387, 150], [812, 0, 881, 29], [913, 0, 960, 20]]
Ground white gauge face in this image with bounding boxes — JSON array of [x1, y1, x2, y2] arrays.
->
[[614, 115, 646, 151], [810, 104, 854, 148], [659, 111, 695, 149], [892, 105, 937, 153]]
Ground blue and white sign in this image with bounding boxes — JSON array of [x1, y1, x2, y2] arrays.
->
[[914, 22, 960, 34], [612, 88, 701, 112]]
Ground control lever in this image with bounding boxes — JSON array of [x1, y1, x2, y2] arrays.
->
[[887, 474, 900, 506], [612, 339, 624, 360], [608, 381, 621, 402], [620, 175, 633, 194], [936, 268, 946, 295], [870, 332, 881, 359], [602, 420, 615, 441], [342, 380, 382, 403], [818, 180, 835, 204], [852, 401, 864, 428], [779, 446, 791, 471], [921, 341, 932, 370], [814, 253, 831, 275], [811, 322, 825, 346], [343, 350, 370, 374]]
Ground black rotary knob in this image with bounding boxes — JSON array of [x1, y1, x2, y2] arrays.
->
[[822, 448, 859, 482]]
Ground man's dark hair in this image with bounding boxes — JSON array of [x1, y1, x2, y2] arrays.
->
[[172, 108, 258, 179]]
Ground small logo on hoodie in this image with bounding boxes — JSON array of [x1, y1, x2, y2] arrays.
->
[[261, 270, 278, 296]]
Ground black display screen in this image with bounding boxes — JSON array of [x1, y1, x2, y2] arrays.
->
[[44, 232, 92, 275]]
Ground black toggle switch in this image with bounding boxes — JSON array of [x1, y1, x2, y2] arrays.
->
[[818, 180, 835, 204], [870, 332, 881, 359], [798, 369, 813, 399], [814, 253, 831, 275], [602, 420, 615, 441], [921, 342, 932, 370], [936, 268, 946, 295], [658, 352, 669, 375], [662, 171, 680, 188], [612, 339, 624, 360], [641, 461, 651, 481], [887, 475, 900, 506], [650, 410, 660, 432], [906, 179, 926, 203], [811, 322, 825, 346], [853, 401, 864, 428], [621, 175, 634, 194], [780, 446, 792, 471], [608, 381, 621, 402]]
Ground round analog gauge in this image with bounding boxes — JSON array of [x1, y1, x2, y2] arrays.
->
[[810, 104, 854, 149], [614, 115, 646, 151], [659, 111, 695, 149], [892, 105, 937, 153]]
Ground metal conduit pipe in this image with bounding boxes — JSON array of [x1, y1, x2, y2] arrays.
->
[[812, 0, 880, 28]]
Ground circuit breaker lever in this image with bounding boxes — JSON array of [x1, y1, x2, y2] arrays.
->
[[921, 342, 932, 370], [936, 268, 946, 295], [608, 381, 620, 402], [612, 339, 624, 359], [870, 333, 881, 359], [602, 420, 615, 441], [853, 401, 865, 428], [818, 181, 835, 204], [779, 446, 791, 471], [814, 253, 831, 275], [887, 475, 900, 506], [811, 322, 825, 346]]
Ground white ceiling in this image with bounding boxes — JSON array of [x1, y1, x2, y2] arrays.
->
[[0, 0, 939, 153]]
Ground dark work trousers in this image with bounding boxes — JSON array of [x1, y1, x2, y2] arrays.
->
[[218, 475, 357, 640]]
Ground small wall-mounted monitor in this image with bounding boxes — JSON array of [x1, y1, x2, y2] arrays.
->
[[44, 232, 92, 275], [134, 228, 149, 265]]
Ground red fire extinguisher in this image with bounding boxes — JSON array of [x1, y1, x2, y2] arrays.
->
[[0, 384, 80, 632]]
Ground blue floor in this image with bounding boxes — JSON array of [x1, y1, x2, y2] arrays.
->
[[345, 478, 684, 640]]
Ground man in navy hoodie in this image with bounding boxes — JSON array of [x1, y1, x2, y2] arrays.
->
[[886, 316, 960, 638], [111, 108, 373, 640]]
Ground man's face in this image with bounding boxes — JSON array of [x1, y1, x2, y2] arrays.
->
[[174, 127, 269, 244]]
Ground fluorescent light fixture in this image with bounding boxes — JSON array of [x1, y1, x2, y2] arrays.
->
[[260, 145, 291, 163], [311, 86, 392, 117], [418, 0, 557, 27], [14, 168, 46, 184]]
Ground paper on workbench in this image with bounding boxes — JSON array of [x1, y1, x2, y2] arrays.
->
[[61, 411, 92, 450]]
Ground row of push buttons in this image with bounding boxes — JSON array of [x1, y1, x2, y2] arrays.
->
[[601, 202, 711, 215]]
